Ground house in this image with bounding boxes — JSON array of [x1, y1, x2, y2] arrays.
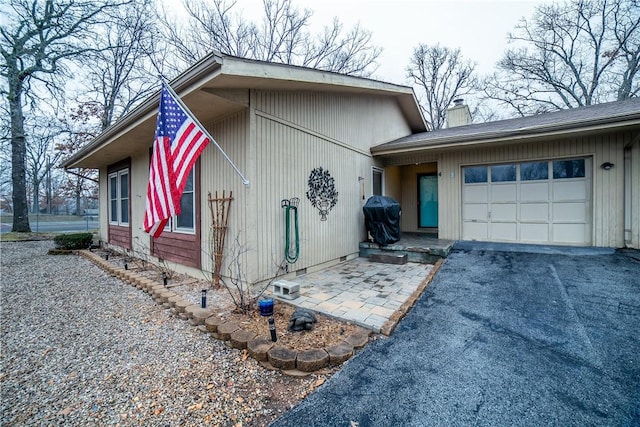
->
[[61, 52, 426, 284], [372, 98, 640, 249], [62, 51, 640, 286]]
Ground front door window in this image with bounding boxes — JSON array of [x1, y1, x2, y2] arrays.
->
[[418, 174, 438, 228]]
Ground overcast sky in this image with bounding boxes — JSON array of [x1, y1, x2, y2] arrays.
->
[[240, 0, 548, 84]]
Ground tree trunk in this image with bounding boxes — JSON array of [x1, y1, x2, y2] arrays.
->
[[9, 77, 31, 232], [75, 178, 82, 216], [32, 180, 39, 214]]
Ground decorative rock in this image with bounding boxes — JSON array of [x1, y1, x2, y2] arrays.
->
[[217, 322, 240, 341], [167, 295, 182, 308], [281, 369, 312, 378], [247, 338, 275, 362], [160, 291, 176, 304], [344, 331, 370, 350], [325, 342, 354, 365], [230, 329, 257, 350], [191, 308, 213, 325], [175, 299, 191, 313], [288, 307, 318, 331], [267, 346, 298, 370], [149, 285, 165, 297], [204, 316, 225, 333], [184, 304, 201, 319], [296, 348, 329, 372]]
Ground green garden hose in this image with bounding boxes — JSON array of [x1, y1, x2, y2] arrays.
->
[[282, 198, 300, 263]]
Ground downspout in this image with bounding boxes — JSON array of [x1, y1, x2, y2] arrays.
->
[[624, 147, 631, 247]]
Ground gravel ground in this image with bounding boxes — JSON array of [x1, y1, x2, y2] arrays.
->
[[0, 241, 321, 426]]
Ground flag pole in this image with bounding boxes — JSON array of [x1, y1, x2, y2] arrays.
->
[[160, 79, 251, 187]]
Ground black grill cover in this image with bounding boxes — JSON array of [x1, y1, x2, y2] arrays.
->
[[363, 196, 401, 246]]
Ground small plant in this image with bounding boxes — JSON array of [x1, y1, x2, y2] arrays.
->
[[53, 232, 94, 250], [213, 231, 287, 314]]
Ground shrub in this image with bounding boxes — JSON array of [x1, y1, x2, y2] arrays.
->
[[53, 232, 94, 250]]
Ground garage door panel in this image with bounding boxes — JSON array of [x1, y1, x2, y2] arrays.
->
[[521, 182, 549, 201], [491, 184, 517, 202], [492, 203, 517, 221], [553, 180, 587, 201], [553, 223, 588, 243], [521, 203, 549, 222], [490, 223, 517, 241], [520, 223, 549, 242], [462, 159, 591, 246], [463, 204, 488, 221], [553, 202, 587, 222], [463, 185, 488, 203], [463, 221, 488, 240]]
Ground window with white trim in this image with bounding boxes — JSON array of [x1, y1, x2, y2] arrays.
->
[[165, 168, 195, 233], [108, 169, 129, 225], [372, 167, 384, 196]]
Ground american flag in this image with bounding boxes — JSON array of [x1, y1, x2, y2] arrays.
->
[[144, 84, 210, 237]]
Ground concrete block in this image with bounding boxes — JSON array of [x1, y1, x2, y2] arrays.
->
[[273, 280, 300, 300]]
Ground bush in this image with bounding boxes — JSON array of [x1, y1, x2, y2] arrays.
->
[[53, 232, 94, 250]]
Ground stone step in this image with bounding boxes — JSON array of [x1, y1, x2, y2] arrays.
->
[[369, 253, 407, 264]]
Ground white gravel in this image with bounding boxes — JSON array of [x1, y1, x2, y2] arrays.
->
[[0, 241, 318, 426]]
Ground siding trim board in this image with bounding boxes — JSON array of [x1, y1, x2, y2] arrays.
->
[[255, 109, 372, 157]]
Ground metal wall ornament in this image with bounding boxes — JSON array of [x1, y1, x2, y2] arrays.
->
[[306, 167, 338, 221]]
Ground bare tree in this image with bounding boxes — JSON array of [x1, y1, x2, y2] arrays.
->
[[79, 0, 158, 131], [483, 0, 640, 116], [25, 119, 62, 213], [56, 102, 100, 217], [407, 44, 477, 130], [156, 0, 381, 77], [0, 0, 129, 232]]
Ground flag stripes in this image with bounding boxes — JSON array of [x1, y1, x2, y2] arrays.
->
[[143, 83, 210, 238]]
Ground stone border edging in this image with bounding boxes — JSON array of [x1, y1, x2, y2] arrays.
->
[[75, 249, 372, 376], [379, 258, 444, 336]]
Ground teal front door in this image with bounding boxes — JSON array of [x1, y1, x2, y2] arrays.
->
[[418, 175, 438, 228]]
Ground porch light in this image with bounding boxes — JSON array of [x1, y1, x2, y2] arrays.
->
[[601, 162, 614, 170]]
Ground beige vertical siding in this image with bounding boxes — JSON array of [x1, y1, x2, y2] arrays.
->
[[382, 131, 633, 247], [198, 110, 251, 277], [98, 169, 109, 243], [249, 90, 413, 282], [252, 114, 372, 282], [129, 149, 153, 253], [631, 141, 640, 248], [252, 91, 411, 149]]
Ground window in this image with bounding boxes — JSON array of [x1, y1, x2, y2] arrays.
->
[[165, 168, 195, 233], [520, 162, 548, 181], [464, 166, 488, 183], [553, 159, 586, 179], [108, 169, 129, 226], [491, 164, 516, 182], [372, 167, 384, 196]]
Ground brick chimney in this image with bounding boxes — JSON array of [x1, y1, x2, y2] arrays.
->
[[446, 98, 472, 128]]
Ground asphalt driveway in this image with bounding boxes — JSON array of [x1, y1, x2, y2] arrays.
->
[[273, 242, 640, 426]]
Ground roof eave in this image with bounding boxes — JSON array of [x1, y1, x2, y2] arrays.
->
[[372, 114, 640, 156]]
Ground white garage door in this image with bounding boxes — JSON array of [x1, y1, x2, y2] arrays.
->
[[462, 158, 592, 245]]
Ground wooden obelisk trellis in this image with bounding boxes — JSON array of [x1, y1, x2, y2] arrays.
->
[[208, 190, 233, 289]]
